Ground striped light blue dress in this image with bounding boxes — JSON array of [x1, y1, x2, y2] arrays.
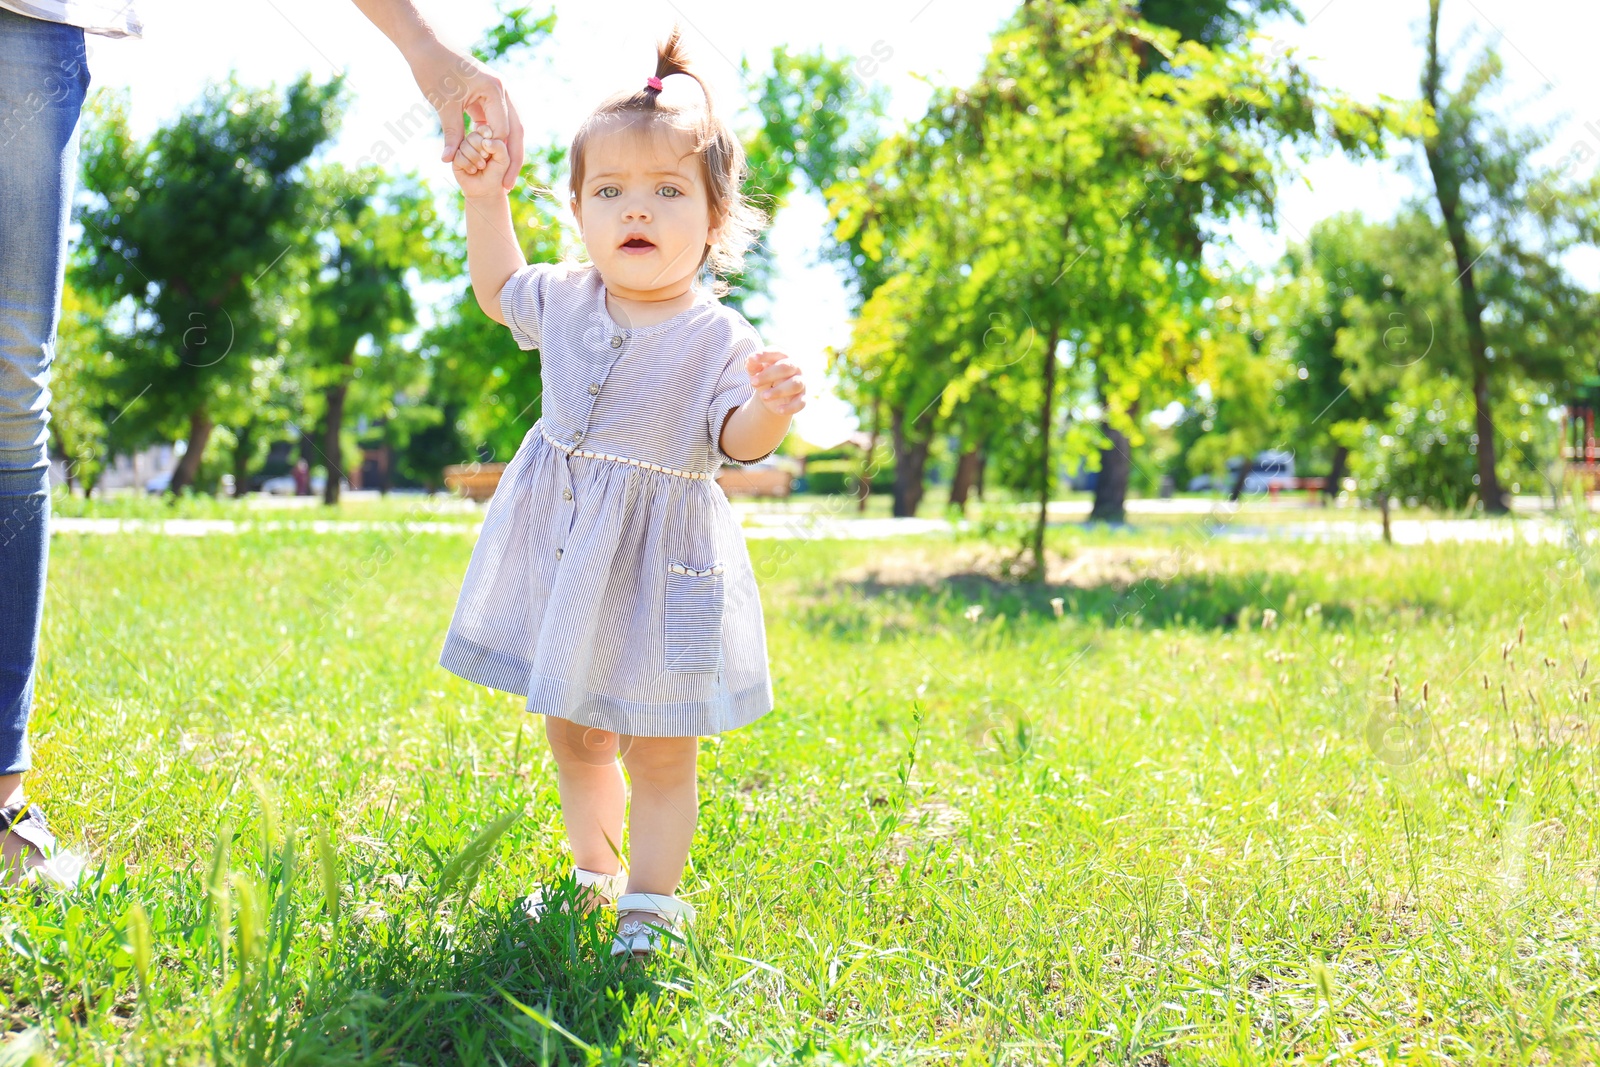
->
[[437, 261, 786, 737]]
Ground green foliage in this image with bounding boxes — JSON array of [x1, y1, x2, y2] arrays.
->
[[1353, 374, 1562, 510], [1415, 8, 1600, 510], [1180, 287, 1292, 485], [1263, 203, 1583, 510], [731, 46, 890, 322], [73, 76, 345, 460], [833, 0, 1407, 536], [801, 457, 890, 495], [47, 284, 118, 492], [1128, 0, 1300, 47], [293, 165, 446, 498], [470, 5, 556, 64]]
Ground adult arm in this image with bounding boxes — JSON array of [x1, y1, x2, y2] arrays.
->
[[348, 0, 526, 190]]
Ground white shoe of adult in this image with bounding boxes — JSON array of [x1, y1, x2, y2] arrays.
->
[[0, 802, 87, 890], [522, 865, 627, 920], [610, 892, 696, 959]]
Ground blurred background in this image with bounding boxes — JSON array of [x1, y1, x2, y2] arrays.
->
[[56, 0, 1600, 527]]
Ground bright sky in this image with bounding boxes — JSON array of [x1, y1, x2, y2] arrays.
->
[[81, 0, 1599, 449]]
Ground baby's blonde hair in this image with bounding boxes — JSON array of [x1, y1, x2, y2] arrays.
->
[[566, 26, 765, 296]]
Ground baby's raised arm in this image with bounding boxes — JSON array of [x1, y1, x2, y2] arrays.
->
[[453, 129, 524, 325]]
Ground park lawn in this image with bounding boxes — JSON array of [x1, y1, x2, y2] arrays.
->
[[2, 515, 1598, 1065], [48, 490, 488, 526]]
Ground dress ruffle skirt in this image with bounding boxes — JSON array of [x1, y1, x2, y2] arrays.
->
[[438, 419, 775, 737]]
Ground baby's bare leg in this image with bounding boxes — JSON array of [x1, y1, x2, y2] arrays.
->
[[544, 716, 626, 885], [618, 735, 699, 901]]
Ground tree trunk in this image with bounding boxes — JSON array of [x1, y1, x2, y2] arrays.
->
[[232, 420, 253, 498], [51, 424, 74, 492], [889, 403, 933, 518], [857, 399, 880, 514], [949, 445, 982, 513], [168, 407, 213, 495], [1468, 366, 1502, 511], [1031, 323, 1063, 577], [1423, 0, 1506, 514], [323, 381, 347, 506], [1324, 443, 1349, 506], [1089, 396, 1138, 524], [1228, 455, 1251, 501], [975, 449, 987, 501]]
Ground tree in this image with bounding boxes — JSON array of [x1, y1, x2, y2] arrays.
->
[[1261, 211, 1424, 500], [834, 0, 1403, 574], [738, 46, 891, 320], [74, 76, 344, 493], [1313, 207, 1572, 512], [1176, 282, 1292, 499], [297, 167, 443, 504], [47, 283, 118, 494], [1418, 1, 1600, 512]]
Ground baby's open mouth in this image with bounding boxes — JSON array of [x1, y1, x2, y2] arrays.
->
[[621, 238, 656, 250]]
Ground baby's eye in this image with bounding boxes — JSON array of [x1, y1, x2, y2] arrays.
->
[[596, 186, 620, 199], [657, 185, 682, 198]]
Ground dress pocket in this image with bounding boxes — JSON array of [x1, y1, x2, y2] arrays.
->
[[664, 557, 725, 673]]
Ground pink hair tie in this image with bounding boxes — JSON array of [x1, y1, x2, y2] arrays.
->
[[646, 75, 663, 91]]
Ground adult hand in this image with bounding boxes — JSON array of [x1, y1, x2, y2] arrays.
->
[[408, 42, 525, 191]]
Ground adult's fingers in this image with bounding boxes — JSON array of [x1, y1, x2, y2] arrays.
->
[[478, 84, 524, 192], [501, 96, 526, 192], [438, 103, 465, 164]]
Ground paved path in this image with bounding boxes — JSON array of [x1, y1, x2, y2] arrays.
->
[[50, 518, 477, 536], [49, 510, 1596, 547]]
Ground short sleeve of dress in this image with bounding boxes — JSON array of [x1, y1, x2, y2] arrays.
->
[[497, 262, 560, 351], [708, 320, 789, 466]]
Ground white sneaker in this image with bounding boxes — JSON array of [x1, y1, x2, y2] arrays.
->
[[1, 802, 87, 890], [610, 892, 696, 959], [523, 865, 627, 920]]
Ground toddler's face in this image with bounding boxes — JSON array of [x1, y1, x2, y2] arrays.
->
[[571, 121, 719, 300]]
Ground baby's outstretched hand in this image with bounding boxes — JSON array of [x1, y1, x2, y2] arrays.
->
[[746, 349, 807, 417], [452, 126, 511, 197]]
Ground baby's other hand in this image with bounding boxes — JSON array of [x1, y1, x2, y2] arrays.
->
[[746, 349, 807, 417], [452, 126, 511, 198]]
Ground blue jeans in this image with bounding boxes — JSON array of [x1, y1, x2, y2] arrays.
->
[[0, 9, 90, 776]]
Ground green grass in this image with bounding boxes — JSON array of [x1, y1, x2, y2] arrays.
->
[[3, 513, 1599, 1064], [49, 490, 486, 526]]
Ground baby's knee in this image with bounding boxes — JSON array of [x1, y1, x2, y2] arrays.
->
[[544, 715, 620, 767], [619, 735, 698, 781]]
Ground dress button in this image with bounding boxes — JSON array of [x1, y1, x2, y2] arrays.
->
[[573, 431, 585, 442], [556, 547, 563, 559], [610, 335, 622, 349], [588, 383, 599, 395], [562, 488, 572, 500]]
